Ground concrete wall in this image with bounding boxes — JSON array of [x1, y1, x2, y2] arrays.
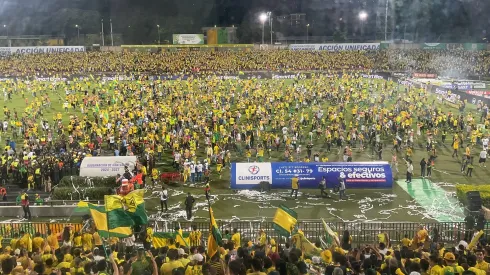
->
[[0, 205, 84, 218]]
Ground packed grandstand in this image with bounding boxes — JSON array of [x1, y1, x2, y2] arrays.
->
[[0, 50, 488, 76]]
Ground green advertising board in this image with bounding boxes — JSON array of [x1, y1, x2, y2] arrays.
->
[[463, 43, 487, 51], [218, 29, 228, 44], [421, 43, 447, 50], [380, 42, 390, 50], [172, 34, 204, 45]]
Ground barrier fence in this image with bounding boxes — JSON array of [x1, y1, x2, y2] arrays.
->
[[155, 221, 478, 245], [0, 221, 485, 246]]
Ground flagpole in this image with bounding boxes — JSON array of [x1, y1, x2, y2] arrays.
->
[[110, 19, 114, 46], [101, 19, 105, 46], [103, 196, 110, 259], [207, 196, 214, 258]]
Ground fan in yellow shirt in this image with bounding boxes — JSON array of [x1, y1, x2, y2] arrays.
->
[[231, 229, 241, 249], [19, 232, 32, 252], [475, 250, 490, 273], [10, 233, 19, 250], [321, 249, 332, 264], [0, 246, 11, 264], [160, 249, 184, 275], [73, 232, 82, 248], [401, 234, 412, 247], [46, 231, 60, 251], [439, 253, 464, 275], [32, 232, 45, 252], [82, 232, 93, 251], [56, 254, 74, 269], [429, 255, 443, 275], [258, 229, 267, 246]]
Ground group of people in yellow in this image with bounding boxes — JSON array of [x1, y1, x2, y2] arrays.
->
[[0, 50, 489, 77], [1, 49, 490, 275], [0, 68, 487, 196], [0, 218, 489, 275]]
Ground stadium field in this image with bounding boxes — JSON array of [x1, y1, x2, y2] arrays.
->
[[0, 76, 485, 223]]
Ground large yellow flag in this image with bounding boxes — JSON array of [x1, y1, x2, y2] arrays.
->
[[207, 207, 223, 258], [272, 205, 298, 237], [123, 190, 148, 225], [88, 202, 133, 238]]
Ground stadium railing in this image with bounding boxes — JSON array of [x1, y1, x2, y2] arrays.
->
[[156, 220, 471, 245], [0, 221, 478, 246]]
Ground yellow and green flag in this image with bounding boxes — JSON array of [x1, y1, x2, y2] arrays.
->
[[207, 207, 222, 258], [321, 218, 340, 247], [152, 232, 191, 249], [88, 202, 133, 238], [175, 228, 189, 247], [272, 205, 298, 237], [123, 189, 148, 225], [152, 232, 171, 249], [105, 195, 134, 231], [74, 201, 90, 213], [292, 230, 321, 257]]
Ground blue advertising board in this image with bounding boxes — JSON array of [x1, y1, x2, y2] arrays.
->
[[230, 162, 393, 189]]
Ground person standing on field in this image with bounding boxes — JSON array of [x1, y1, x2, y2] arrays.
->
[[406, 159, 413, 183], [291, 175, 299, 199], [479, 149, 487, 168], [160, 186, 168, 212]]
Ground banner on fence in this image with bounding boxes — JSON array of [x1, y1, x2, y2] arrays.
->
[[0, 46, 85, 55], [230, 162, 393, 189], [172, 34, 204, 45], [289, 43, 380, 51], [420, 43, 447, 50]]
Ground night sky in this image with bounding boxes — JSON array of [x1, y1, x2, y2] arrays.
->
[[0, 0, 487, 43]]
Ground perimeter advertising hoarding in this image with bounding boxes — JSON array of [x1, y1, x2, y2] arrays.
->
[[289, 43, 379, 51], [0, 46, 85, 55], [421, 43, 447, 50], [172, 34, 204, 45], [441, 82, 486, 90], [412, 73, 438, 79], [0, 72, 391, 82], [466, 90, 490, 98], [230, 162, 393, 189]]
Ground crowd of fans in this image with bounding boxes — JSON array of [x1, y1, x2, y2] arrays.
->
[[0, 69, 488, 201], [1, 223, 489, 275], [0, 50, 488, 76], [0, 49, 488, 274]]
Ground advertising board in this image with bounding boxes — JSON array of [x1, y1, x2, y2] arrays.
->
[[289, 43, 379, 51], [79, 156, 137, 177], [0, 46, 85, 55], [412, 73, 438, 79], [172, 34, 204, 45], [230, 162, 393, 189]]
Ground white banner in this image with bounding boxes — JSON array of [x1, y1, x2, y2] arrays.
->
[[472, 83, 486, 89], [440, 81, 486, 90], [289, 43, 380, 51], [0, 46, 85, 55], [234, 163, 272, 185], [79, 156, 137, 177], [172, 34, 204, 45]]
